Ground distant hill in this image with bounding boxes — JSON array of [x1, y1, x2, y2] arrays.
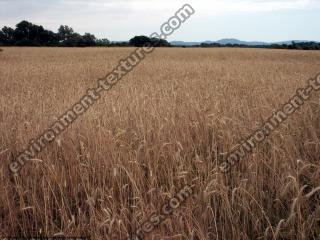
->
[[171, 39, 318, 46], [170, 41, 201, 46], [215, 38, 269, 46]]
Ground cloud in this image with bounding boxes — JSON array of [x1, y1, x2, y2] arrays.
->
[[195, 0, 318, 13], [0, 0, 318, 20]]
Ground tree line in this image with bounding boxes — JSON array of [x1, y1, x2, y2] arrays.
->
[[0, 20, 170, 47], [1, 20, 319, 50]]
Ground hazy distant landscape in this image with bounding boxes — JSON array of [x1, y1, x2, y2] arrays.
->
[[171, 38, 319, 46]]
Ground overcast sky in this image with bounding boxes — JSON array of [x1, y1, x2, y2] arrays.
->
[[0, 0, 319, 42]]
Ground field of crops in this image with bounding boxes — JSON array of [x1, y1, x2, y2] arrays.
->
[[0, 47, 320, 239]]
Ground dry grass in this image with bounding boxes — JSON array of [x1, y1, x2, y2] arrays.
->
[[0, 47, 320, 239]]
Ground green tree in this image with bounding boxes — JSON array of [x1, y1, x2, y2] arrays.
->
[[58, 25, 74, 42], [13, 20, 59, 46], [96, 38, 110, 46], [82, 33, 96, 46], [129, 35, 170, 47], [39, 30, 59, 46], [1, 26, 15, 44], [151, 37, 170, 47], [129, 35, 152, 47], [0, 30, 5, 45]]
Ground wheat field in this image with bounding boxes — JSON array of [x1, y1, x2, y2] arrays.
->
[[0, 47, 320, 239]]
